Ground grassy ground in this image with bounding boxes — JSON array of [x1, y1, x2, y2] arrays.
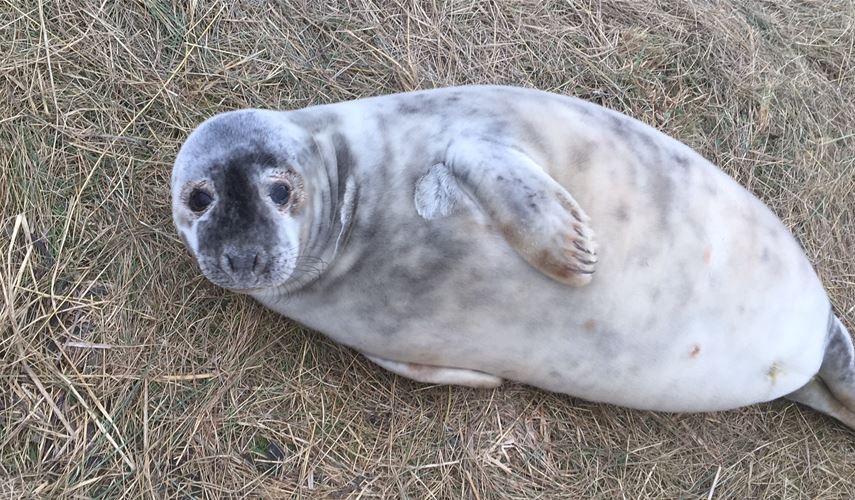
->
[[2, 0, 854, 497]]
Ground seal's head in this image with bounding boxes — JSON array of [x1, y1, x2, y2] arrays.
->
[[171, 109, 321, 293]]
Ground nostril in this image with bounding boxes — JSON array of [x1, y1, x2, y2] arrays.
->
[[252, 253, 259, 272], [225, 254, 235, 272]]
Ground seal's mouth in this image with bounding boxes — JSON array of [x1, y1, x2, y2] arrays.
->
[[224, 285, 267, 294], [202, 273, 291, 294], [221, 282, 284, 295], [195, 252, 295, 293]]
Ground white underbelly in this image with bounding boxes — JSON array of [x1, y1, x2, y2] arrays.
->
[[262, 156, 831, 412], [269, 224, 829, 412]]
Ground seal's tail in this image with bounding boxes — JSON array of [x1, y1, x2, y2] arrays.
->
[[786, 314, 855, 430]]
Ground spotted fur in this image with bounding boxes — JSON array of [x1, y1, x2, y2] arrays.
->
[[172, 85, 854, 428]]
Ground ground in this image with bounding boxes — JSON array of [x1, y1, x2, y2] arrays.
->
[[1, 0, 854, 498]]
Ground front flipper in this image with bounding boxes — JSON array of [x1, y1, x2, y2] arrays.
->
[[364, 354, 503, 389], [443, 140, 598, 286]]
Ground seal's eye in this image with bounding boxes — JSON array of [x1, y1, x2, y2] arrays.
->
[[269, 183, 291, 205], [188, 188, 213, 213]]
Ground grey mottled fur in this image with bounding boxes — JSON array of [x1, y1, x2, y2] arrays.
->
[[171, 85, 855, 430]]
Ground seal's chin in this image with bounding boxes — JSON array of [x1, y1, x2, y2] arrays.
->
[[208, 276, 292, 295], [223, 285, 267, 294]]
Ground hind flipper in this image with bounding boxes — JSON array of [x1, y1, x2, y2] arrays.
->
[[786, 315, 855, 430], [785, 377, 855, 430], [818, 315, 855, 411]]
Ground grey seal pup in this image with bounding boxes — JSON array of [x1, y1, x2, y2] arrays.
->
[[171, 85, 855, 429]]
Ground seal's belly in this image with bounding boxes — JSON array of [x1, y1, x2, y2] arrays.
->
[[275, 182, 828, 412], [262, 91, 830, 412]]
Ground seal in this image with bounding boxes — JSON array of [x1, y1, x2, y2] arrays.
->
[[171, 85, 855, 429]]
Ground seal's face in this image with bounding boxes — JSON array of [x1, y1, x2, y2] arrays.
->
[[171, 111, 311, 292]]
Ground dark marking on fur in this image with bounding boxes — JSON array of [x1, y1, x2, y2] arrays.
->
[[331, 133, 354, 210], [394, 92, 463, 117], [606, 114, 628, 139], [642, 316, 658, 332], [674, 264, 695, 307], [648, 168, 676, 230], [569, 140, 594, 172], [671, 152, 690, 169], [515, 117, 553, 166], [483, 118, 509, 141], [594, 326, 622, 358], [197, 147, 279, 258], [649, 287, 661, 303], [633, 130, 660, 161], [288, 109, 341, 133], [323, 216, 472, 335], [614, 203, 630, 222], [202, 111, 267, 148], [395, 94, 431, 115]]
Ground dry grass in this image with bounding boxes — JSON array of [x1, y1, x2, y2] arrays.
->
[[1, 0, 854, 497]]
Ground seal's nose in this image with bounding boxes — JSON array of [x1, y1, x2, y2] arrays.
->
[[224, 251, 261, 274]]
